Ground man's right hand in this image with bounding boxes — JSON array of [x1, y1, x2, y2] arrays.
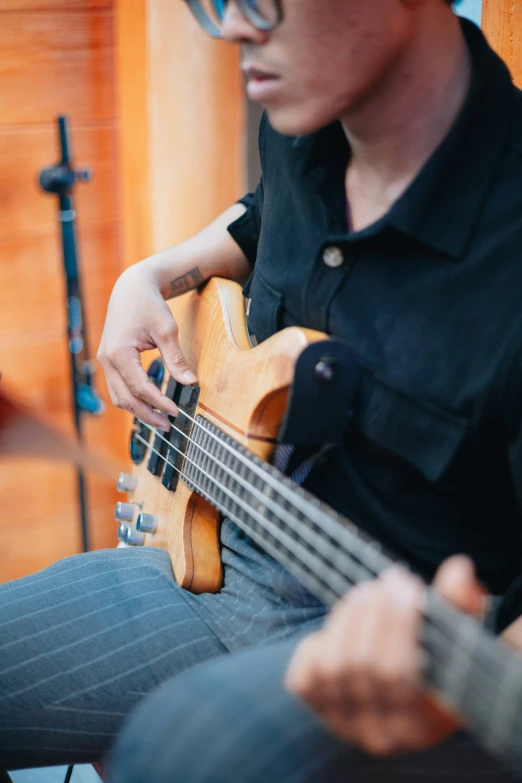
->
[[97, 202, 251, 431], [97, 265, 196, 431]]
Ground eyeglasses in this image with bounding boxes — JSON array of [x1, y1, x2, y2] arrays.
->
[[185, 0, 282, 39]]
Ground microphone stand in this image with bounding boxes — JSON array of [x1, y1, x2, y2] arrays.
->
[[39, 115, 105, 554]]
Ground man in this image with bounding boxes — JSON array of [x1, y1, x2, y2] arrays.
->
[[104, 0, 522, 778], [2, 0, 522, 780]]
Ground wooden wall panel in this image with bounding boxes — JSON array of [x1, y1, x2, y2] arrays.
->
[[148, 0, 244, 250], [2, 1, 110, 9], [0, 0, 246, 581], [115, 0, 245, 263], [0, 1, 126, 581], [0, 226, 120, 337], [0, 503, 117, 583], [0, 125, 118, 242], [0, 11, 115, 126], [482, 0, 522, 88], [114, 0, 152, 267]]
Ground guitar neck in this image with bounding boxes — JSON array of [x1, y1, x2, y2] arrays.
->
[[181, 413, 522, 771], [421, 592, 522, 768]]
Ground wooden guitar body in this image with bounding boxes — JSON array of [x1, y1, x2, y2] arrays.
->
[[120, 277, 324, 593]]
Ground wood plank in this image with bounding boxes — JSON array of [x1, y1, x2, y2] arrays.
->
[[0, 0, 127, 581], [0, 502, 119, 583], [0, 330, 128, 460], [147, 0, 244, 250], [0, 225, 121, 338], [0, 10, 115, 126], [0, 455, 124, 525], [0, 124, 119, 243], [482, 0, 522, 88], [115, 0, 152, 267], [1, 1, 111, 10]]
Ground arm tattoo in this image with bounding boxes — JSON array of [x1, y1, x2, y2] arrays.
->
[[169, 267, 205, 298]]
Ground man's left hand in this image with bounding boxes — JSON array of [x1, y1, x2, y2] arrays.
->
[[285, 556, 485, 756]]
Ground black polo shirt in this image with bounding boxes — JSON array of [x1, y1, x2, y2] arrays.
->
[[227, 18, 522, 599]]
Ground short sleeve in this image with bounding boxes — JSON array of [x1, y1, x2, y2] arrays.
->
[[227, 178, 264, 266]]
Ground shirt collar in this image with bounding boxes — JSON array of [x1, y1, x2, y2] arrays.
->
[[293, 19, 516, 259]]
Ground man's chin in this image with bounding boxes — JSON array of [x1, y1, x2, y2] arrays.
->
[[264, 104, 333, 137]]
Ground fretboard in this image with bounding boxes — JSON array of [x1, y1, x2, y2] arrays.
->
[[180, 414, 522, 772]]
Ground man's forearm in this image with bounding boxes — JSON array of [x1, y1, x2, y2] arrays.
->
[[129, 202, 250, 300]]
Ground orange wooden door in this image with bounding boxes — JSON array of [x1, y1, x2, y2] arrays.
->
[[0, 0, 127, 580], [0, 0, 245, 582], [482, 0, 522, 88]]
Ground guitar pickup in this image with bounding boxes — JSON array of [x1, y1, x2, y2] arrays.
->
[[160, 380, 200, 491], [148, 376, 180, 476], [129, 358, 165, 466]]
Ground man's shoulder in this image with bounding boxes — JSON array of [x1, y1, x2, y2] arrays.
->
[[258, 111, 301, 159]]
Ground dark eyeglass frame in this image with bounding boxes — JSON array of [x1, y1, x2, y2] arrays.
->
[[185, 0, 283, 39]]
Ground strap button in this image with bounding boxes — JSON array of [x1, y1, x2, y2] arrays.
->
[[315, 359, 337, 382]]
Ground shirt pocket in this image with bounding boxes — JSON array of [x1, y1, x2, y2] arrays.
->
[[354, 370, 468, 483], [245, 268, 285, 344]]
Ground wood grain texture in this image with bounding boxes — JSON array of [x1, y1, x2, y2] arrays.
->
[[147, 0, 245, 251], [0, 10, 116, 126], [0, 226, 120, 338], [123, 279, 325, 593], [114, 0, 152, 267], [1, 1, 111, 9], [0, 0, 127, 581], [0, 325, 128, 447], [0, 124, 119, 243], [0, 502, 118, 583], [482, 0, 522, 88]]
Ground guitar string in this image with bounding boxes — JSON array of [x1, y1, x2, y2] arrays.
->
[[134, 431, 517, 738], [133, 426, 506, 704], [145, 410, 391, 571], [133, 436, 522, 750], [148, 409, 518, 688], [135, 436, 345, 608], [138, 419, 391, 580], [135, 433, 366, 599]]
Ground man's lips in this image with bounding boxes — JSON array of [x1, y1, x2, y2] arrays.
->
[[243, 67, 282, 101], [243, 67, 279, 81]]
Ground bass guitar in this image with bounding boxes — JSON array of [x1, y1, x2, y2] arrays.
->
[[114, 277, 522, 773]]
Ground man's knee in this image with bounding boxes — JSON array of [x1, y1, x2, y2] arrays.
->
[[106, 640, 341, 783], [108, 662, 232, 783]]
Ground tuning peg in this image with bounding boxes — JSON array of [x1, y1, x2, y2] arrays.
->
[[117, 522, 129, 542], [117, 473, 137, 493], [136, 513, 158, 534], [115, 502, 135, 522], [125, 528, 146, 546]]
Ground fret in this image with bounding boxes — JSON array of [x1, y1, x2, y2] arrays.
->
[[167, 412, 522, 771], [440, 614, 482, 711], [182, 423, 346, 600], [201, 425, 212, 496], [418, 591, 522, 770], [182, 417, 389, 600], [488, 651, 522, 755], [215, 440, 229, 511]]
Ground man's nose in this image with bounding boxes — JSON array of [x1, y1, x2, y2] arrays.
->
[[221, 1, 270, 44]]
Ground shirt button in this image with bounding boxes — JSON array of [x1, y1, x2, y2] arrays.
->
[[322, 246, 344, 268]]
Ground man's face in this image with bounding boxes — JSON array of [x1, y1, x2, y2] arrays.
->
[[222, 0, 419, 136]]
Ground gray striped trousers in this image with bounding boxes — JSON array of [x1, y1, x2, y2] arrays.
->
[[0, 524, 519, 781]]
